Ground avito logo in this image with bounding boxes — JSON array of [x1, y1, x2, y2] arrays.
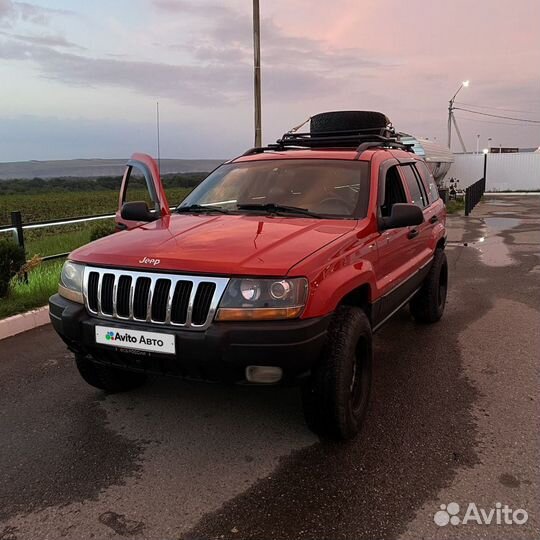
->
[[105, 331, 138, 344], [434, 502, 528, 527], [104, 330, 164, 348]]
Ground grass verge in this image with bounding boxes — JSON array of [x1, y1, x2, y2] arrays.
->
[[0, 260, 63, 319], [446, 199, 465, 214]]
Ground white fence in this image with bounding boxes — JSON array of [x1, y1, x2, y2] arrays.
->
[[448, 153, 540, 191]]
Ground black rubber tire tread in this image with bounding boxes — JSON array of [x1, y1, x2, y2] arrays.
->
[[75, 354, 147, 393], [302, 306, 372, 440], [410, 248, 448, 323]]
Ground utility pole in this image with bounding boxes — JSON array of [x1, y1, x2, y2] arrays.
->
[[447, 80, 469, 152], [253, 0, 262, 147]]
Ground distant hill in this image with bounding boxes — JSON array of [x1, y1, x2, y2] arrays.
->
[[0, 158, 224, 180]]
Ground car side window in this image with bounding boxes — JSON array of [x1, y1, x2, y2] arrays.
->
[[401, 165, 428, 208], [381, 166, 407, 218], [122, 164, 157, 211], [414, 161, 440, 204]]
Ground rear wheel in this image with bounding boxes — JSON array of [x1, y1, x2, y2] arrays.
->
[[75, 354, 147, 393], [410, 248, 448, 323], [302, 306, 372, 440]]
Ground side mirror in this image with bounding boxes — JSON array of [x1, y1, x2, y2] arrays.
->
[[121, 201, 157, 222], [381, 203, 424, 230]]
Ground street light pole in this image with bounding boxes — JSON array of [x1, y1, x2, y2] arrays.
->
[[253, 0, 262, 147], [447, 80, 469, 150]]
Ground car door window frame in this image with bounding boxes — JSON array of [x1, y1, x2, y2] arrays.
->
[[378, 160, 409, 225], [399, 164, 428, 209], [121, 161, 161, 216], [411, 165, 430, 206], [414, 161, 440, 205]]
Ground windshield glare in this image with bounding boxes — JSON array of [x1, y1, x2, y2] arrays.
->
[[179, 159, 370, 218]]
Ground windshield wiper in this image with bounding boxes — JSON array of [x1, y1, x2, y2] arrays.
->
[[177, 204, 230, 214], [236, 203, 321, 218]]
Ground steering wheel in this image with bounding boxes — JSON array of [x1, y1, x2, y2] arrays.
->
[[316, 197, 353, 215]]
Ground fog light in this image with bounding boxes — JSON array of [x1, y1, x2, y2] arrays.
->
[[245, 366, 283, 384]]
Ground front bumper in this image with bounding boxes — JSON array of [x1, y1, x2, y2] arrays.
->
[[49, 294, 331, 383]]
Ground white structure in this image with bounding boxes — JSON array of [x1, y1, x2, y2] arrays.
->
[[448, 153, 540, 191], [399, 135, 454, 185]]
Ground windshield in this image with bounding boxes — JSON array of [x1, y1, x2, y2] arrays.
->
[[178, 159, 370, 218]]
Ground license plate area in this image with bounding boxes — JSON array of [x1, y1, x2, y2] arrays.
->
[[95, 325, 176, 355]]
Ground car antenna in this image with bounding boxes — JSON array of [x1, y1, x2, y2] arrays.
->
[[156, 100, 161, 176]]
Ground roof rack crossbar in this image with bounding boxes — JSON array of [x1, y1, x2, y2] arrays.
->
[[238, 129, 414, 159]]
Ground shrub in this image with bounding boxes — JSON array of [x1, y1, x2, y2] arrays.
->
[[446, 199, 465, 214], [90, 221, 116, 242], [0, 239, 26, 298]]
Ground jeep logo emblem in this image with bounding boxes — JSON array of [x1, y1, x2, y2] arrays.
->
[[139, 256, 160, 266]]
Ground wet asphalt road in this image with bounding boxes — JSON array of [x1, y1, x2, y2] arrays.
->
[[0, 195, 539, 540]]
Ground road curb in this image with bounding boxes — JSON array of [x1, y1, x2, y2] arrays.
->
[[485, 192, 540, 196], [0, 306, 49, 341]]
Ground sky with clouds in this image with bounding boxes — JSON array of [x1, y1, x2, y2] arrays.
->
[[0, 0, 539, 161]]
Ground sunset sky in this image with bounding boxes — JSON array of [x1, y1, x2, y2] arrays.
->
[[1, 0, 539, 161]]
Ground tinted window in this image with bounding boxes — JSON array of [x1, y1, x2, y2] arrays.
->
[[381, 166, 407, 217], [180, 160, 370, 218], [415, 161, 440, 204], [401, 165, 427, 208]]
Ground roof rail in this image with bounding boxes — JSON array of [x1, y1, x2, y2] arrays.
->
[[239, 128, 415, 158]]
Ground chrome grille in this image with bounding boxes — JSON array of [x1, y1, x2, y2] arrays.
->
[[83, 267, 229, 330]]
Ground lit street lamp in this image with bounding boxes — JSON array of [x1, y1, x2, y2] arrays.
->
[[447, 80, 469, 151], [483, 148, 489, 180]]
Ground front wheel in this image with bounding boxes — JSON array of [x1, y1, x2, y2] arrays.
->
[[410, 248, 448, 323], [75, 354, 147, 393], [302, 306, 373, 440]]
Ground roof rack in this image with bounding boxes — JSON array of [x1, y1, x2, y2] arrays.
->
[[241, 111, 417, 157], [241, 131, 413, 157]]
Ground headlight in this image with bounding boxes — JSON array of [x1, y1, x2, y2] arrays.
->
[[216, 277, 308, 321], [58, 261, 85, 304]]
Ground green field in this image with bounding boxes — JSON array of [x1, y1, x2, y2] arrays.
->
[[0, 188, 191, 227], [0, 186, 192, 319], [0, 187, 191, 257]]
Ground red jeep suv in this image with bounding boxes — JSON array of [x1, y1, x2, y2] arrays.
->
[[49, 111, 448, 440]]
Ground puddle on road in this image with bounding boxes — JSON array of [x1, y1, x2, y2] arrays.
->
[[483, 217, 521, 231], [473, 235, 514, 267], [455, 217, 522, 267]]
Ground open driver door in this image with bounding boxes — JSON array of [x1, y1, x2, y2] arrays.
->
[[116, 153, 170, 231]]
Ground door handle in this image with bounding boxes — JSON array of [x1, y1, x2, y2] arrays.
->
[[429, 215, 438, 224], [407, 229, 419, 239]]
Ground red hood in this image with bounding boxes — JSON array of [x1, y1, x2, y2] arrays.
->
[[70, 214, 358, 275]]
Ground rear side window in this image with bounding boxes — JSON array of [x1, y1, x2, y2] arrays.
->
[[400, 165, 427, 208], [414, 161, 440, 204]]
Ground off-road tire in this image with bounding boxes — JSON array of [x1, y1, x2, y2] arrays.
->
[[410, 248, 448, 323], [75, 354, 147, 392], [302, 306, 373, 440]]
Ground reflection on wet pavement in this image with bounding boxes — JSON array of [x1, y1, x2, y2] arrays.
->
[[483, 217, 521, 231], [446, 203, 532, 267], [474, 234, 515, 267]]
